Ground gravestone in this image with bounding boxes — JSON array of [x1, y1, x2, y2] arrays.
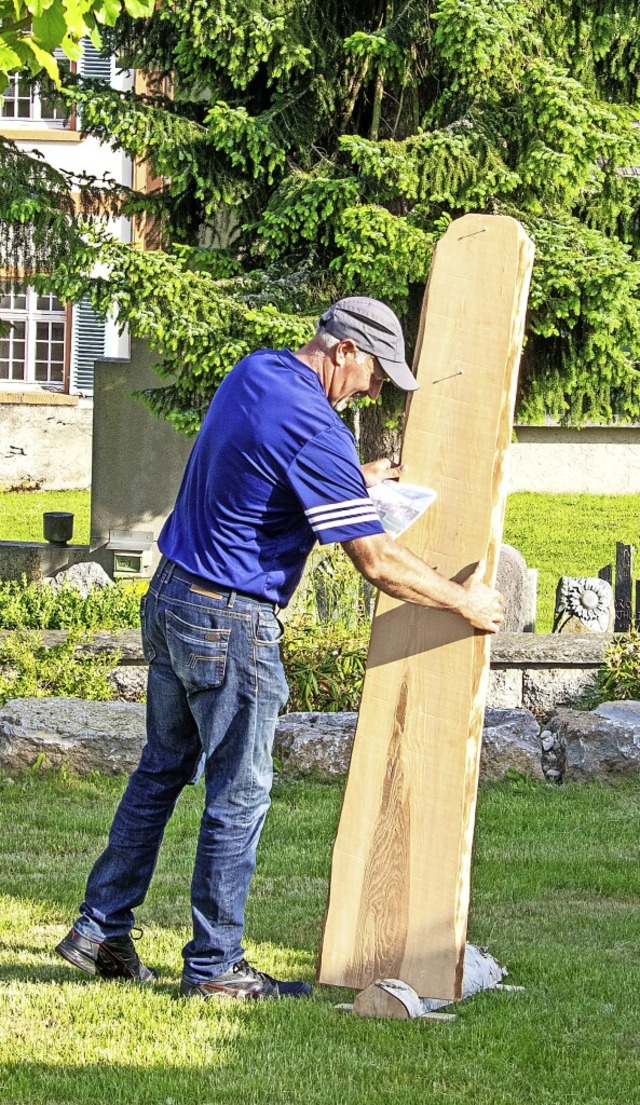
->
[[495, 544, 536, 632], [553, 576, 614, 634]]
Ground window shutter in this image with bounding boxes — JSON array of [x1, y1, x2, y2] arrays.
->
[[70, 297, 106, 395], [79, 38, 113, 84]]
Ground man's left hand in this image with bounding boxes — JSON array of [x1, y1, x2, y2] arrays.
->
[[361, 458, 405, 487]]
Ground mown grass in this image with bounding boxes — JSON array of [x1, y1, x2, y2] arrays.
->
[[1, 490, 639, 632], [0, 770, 639, 1105], [0, 490, 91, 545], [504, 493, 640, 631]]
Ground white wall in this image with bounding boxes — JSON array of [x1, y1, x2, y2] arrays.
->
[[508, 426, 640, 494]]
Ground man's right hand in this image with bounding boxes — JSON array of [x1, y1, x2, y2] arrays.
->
[[458, 560, 505, 633]]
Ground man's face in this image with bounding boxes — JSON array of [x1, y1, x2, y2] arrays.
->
[[326, 341, 387, 411]]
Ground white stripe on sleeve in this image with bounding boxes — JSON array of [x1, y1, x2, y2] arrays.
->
[[311, 510, 381, 534], [305, 497, 372, 519]]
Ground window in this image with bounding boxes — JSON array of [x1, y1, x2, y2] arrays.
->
[[0, 287, 68, 388], [0, 69, 70, 129]]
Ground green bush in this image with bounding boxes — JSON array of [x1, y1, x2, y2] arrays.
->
[[0, 577, 144, 630], [290, 545, 372, 632], [581, 630, 640, 708], [0, 630, 118, 706], [282, 617, 368, 712]]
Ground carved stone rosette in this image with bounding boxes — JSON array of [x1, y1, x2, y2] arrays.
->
[[553, 576, 614, 634]]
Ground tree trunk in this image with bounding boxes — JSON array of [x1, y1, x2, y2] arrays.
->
[[358, 400, 404, 464]]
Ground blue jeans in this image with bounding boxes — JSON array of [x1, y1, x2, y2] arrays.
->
[[74, 556, 289, 982]]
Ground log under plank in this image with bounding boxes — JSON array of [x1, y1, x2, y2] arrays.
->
[[317, 214, 535, 1001]]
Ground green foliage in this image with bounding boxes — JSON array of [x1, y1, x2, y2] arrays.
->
[[432, 0, 534, 96], [0, 577, 142, 630], [291, 545, 372, 632], [332, 205, 432, 310], [281, 546, 370, 712], [518, 215, 640, 424], [258, 171, 361, 255], [282, 618, 367, 712], [581, 629, 640, 707], [0, 0, 154, 89], [0, 629, 117, 705], [4, 1, 640, 428], [0, 140, 116, 286]]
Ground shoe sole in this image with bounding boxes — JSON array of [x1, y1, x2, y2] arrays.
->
[[180, 982, 312, 1001]]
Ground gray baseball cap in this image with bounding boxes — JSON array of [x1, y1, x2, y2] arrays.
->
[[318, 296, 419, 392]]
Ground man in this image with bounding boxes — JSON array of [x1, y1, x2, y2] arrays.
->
[[56, 297, 504, 1000]]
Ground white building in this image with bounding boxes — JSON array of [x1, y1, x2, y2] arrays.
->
[[0, 41, 135, 398]]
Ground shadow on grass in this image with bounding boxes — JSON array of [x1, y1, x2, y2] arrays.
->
[[0, 959, 182, 988]]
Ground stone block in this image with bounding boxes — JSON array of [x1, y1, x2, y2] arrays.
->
[[47, 561, 114, 597], [545, 705, 640, 782], [0, 542, 90, 583], [522, 669, 596, 718], [480, 708, 543, 782], [594, 700, 640, 727], [275, 712, 358, 778], [276, 708, 544, 783], [490, 633, 609, 666], [486, 668, 523, 709], [0, 697, 146, 775], [107, 666, 148, 702]]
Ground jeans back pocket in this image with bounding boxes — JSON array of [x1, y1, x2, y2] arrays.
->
[[166, 610, 231, 690]]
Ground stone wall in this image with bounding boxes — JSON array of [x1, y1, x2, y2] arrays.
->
[[0, 629, 608, 719], [488, 633, 608, 716], [3, 696, 638, 784], [0, 392, 93, 491]]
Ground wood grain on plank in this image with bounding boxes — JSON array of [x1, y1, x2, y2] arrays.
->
[[317, 214, 534, 1000]]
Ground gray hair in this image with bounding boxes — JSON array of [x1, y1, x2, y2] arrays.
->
[[314, 327, 372, 366]]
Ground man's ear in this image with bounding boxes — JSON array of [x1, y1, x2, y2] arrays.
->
[[335, 338, 358, 365]]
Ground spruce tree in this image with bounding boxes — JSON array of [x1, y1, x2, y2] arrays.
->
[[2, 0, 640, 433]]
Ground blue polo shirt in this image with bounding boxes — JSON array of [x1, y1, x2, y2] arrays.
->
[[158, 348, 384, 606]]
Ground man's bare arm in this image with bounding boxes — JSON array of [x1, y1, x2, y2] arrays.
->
[[341, 532, 504, 633]]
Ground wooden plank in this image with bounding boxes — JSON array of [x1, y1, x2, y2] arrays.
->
[[614, 542, 633, 632], [317, 214, 534, 1001]]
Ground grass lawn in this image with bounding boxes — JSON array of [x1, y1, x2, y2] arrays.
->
[[0, 771, 639, 1105], [0, 490, 91, 545], [0, 490, 638, 632], [504, 493, 640, 631]]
